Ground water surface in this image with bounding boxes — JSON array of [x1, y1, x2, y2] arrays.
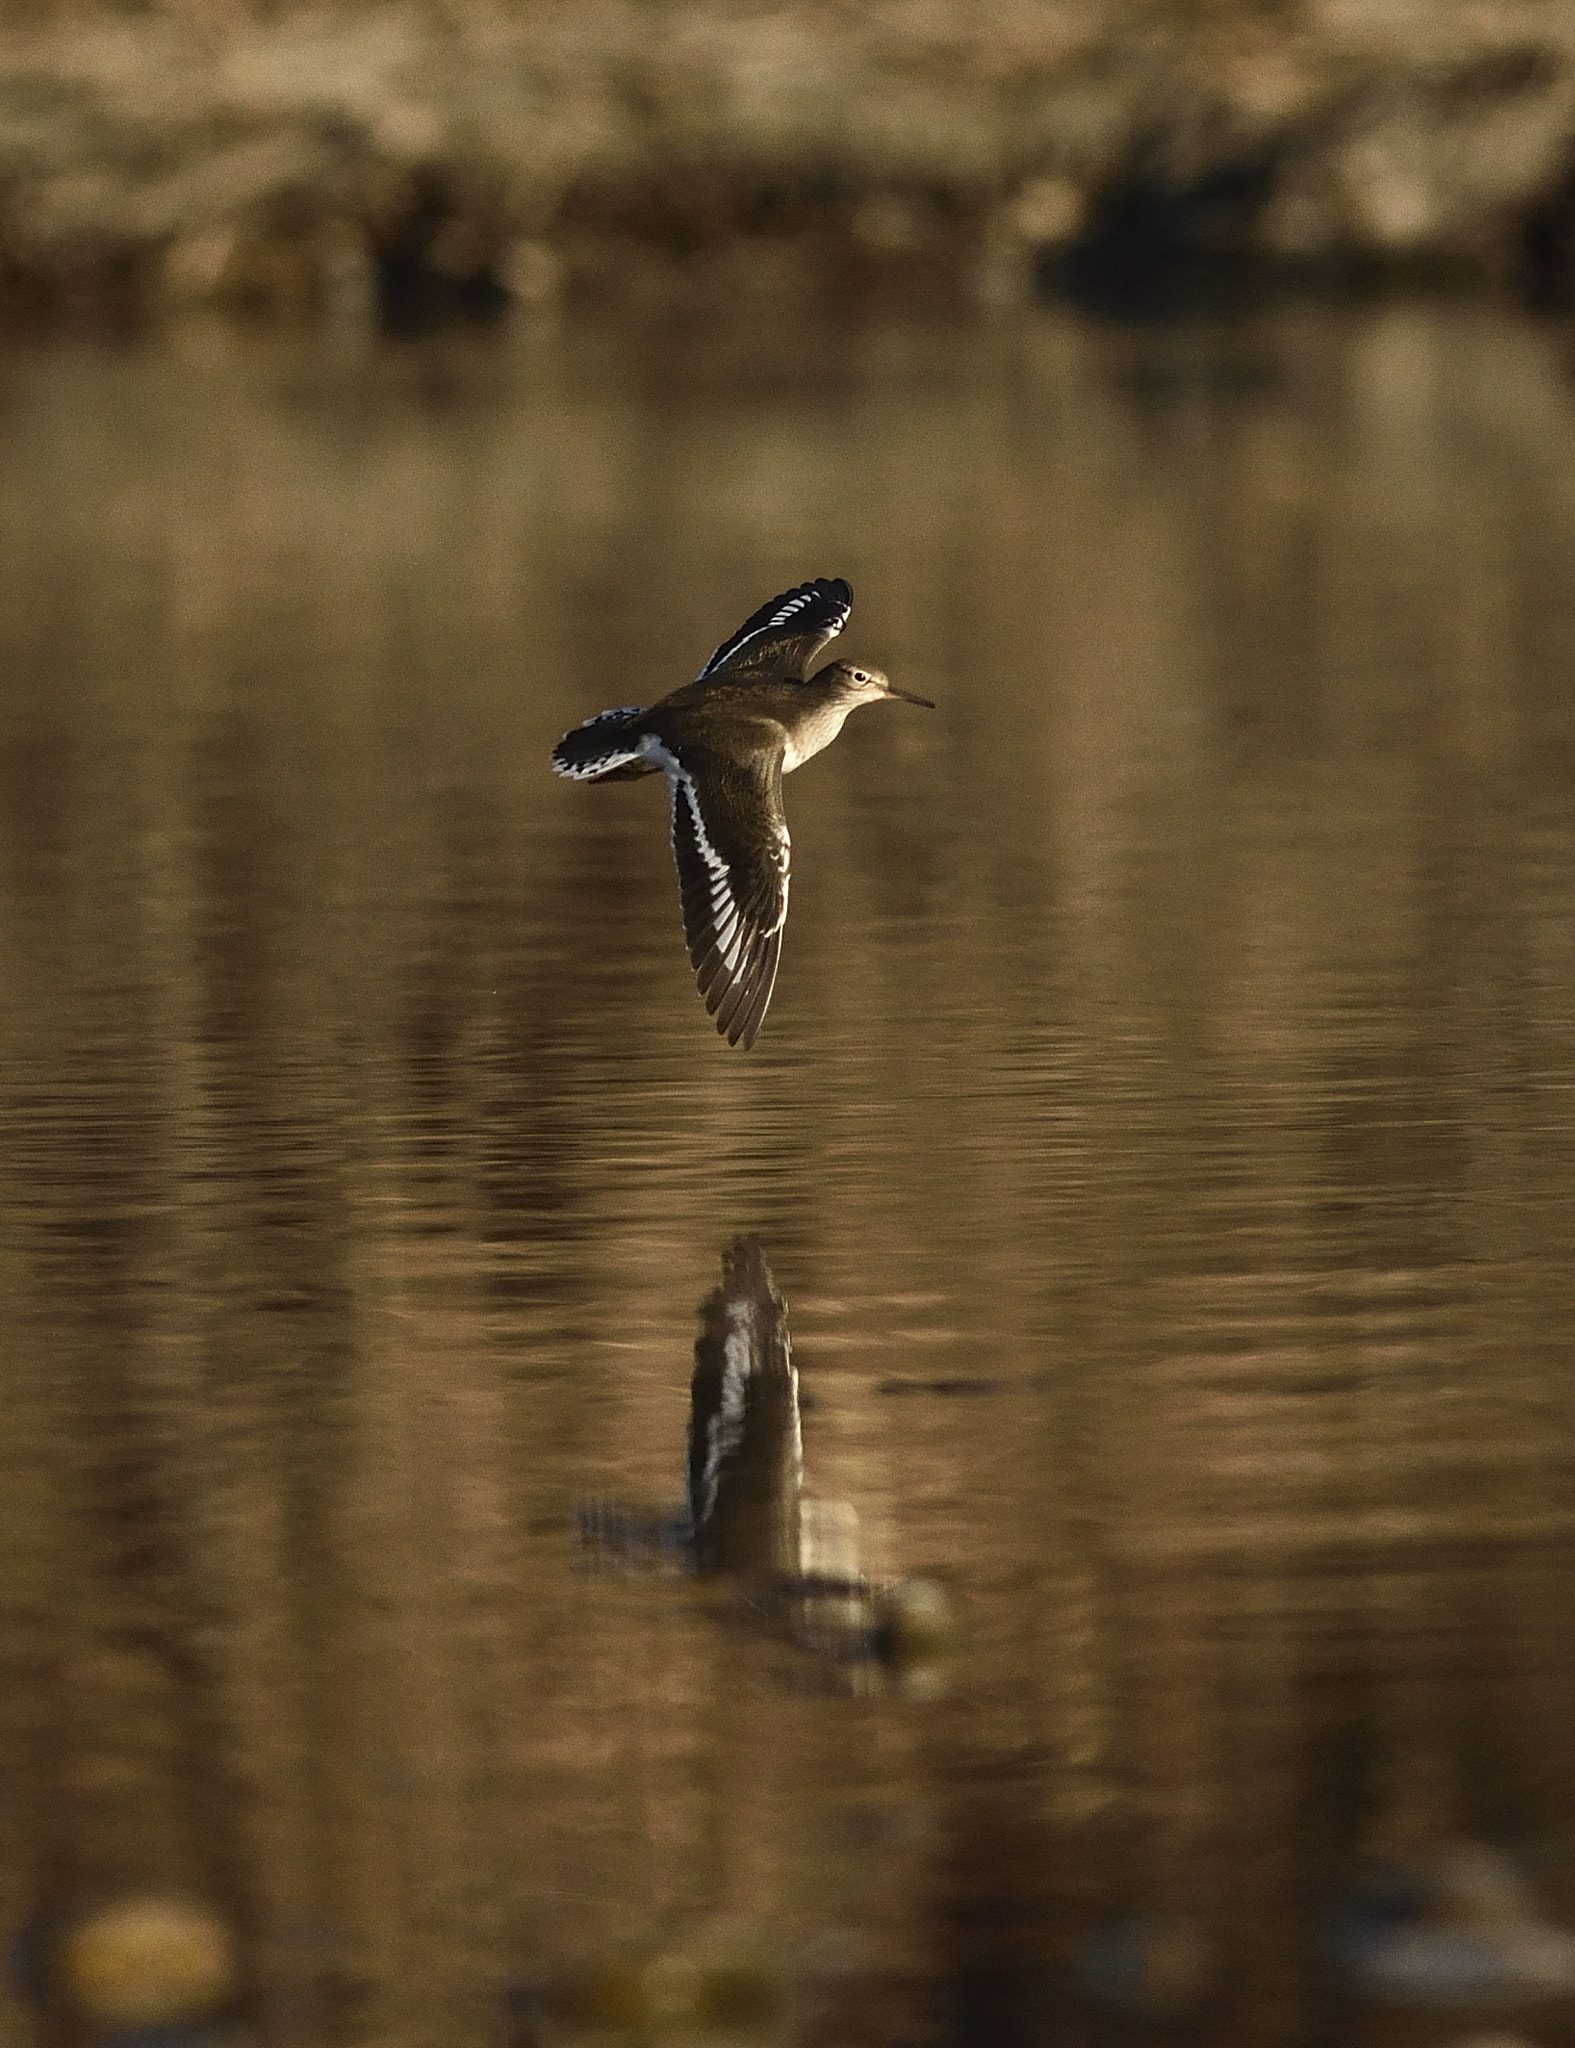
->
[[2, 301, 1574, 2047]]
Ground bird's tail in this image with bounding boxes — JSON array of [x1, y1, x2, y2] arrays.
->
[[550, 706, 653, 782]]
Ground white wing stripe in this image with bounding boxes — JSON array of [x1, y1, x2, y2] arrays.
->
[[674, 774, 729, 888], [697, 587, 847, 679], [551, 706, 649, 780], [552, 747, 645, 781]]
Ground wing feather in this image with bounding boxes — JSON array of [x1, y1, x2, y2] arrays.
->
[[668, 746, 790, 1048], [551, 706, 650, 781], [697, 578, 852, 684]]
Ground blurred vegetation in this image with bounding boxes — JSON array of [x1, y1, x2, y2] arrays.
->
[[4, 1, 1575, 326]]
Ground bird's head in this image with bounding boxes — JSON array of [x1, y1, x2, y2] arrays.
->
[[819, 660, 935, 709]]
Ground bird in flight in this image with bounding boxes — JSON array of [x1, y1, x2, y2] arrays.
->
[[551, 577, 933, 1047]]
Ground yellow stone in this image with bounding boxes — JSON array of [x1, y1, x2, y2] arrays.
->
[[59, 1897, 236, 2028]]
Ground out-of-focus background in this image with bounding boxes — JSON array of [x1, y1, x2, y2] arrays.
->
[[4, 7, 1575, 2048], [7, 0, 1575, 323]]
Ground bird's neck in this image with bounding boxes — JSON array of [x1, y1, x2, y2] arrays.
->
[[781, 694, 856, 773]]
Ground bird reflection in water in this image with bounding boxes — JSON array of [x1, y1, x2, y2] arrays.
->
[[580, 1237, 956, 1692], [686, 1236, 801, 1578]]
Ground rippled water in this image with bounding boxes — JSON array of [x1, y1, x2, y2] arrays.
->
[[2, 301, 1575, 2047]]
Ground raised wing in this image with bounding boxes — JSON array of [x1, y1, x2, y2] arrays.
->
[[666, 740, 790, 1048], [697, 577, 852, 684]]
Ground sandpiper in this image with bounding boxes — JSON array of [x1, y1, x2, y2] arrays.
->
[[551, 578, 933, 1047]]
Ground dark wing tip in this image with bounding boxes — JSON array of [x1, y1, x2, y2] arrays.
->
[[720, 1234, 778, 1294], [691, 900, 783, 1048], [551, 706, 648, 780], [705, 923, 783, 1049]]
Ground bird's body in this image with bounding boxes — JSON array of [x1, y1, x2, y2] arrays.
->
[[551, 578, 932, 1047]]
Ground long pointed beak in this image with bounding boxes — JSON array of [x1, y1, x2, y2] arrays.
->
[[886, 685, 936, 708]]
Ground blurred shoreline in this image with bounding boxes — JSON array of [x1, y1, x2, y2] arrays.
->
[[6, 0, 1575, 331]]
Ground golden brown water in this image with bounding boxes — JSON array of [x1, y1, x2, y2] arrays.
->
[[2, 302, 1575, 2048]]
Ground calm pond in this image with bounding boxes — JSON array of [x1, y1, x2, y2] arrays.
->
[[2, 297, 1574, 2048]]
